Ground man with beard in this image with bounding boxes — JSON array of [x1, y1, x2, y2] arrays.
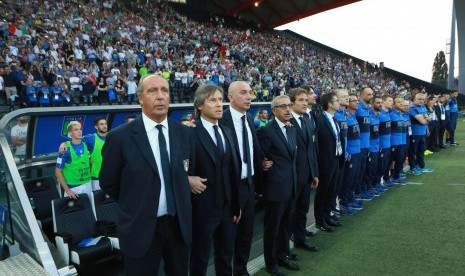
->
[[60, 118, 108, 191], [355, 87, 374, 200], [367, 96, 386, 196]]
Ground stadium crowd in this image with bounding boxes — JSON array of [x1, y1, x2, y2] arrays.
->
[[1, 0, 461, 276], [0, 0, 415, 109]]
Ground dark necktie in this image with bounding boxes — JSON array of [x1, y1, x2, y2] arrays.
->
[[242, 115, 252, 185], [213, 125, 225, 155], [299, 116, 309, 142], [156, 124, 176, 216]]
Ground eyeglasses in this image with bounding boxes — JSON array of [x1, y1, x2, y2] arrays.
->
[[275, 104, 293, 109]]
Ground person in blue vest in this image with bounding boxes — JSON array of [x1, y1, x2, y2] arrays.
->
[[339, 93, 364, 214], [367, 95, 386, 197], [446, 90, 459, 146], [38, 80, 51, 107], [387, 96, 407, 185], [408, 93, 434, 175], [355, 87, 374, 201], [377, 95, 395, 187]]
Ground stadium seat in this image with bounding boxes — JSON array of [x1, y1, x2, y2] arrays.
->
[[52, 194, 113, 266], [23, 176, 60, 242], [91, 190, 119, 250]]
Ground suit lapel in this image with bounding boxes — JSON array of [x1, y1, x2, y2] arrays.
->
[[272, 120, 292, 156], [196, 120, 217, 164], [290, 117, 307, 144], [132, 117, 159, 176]]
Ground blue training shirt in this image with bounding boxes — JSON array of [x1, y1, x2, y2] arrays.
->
[[389, 108, 403, 146], [402, 114, 410, 145], [378, 109, 391, 149], [408, 104, 427, 136], [356, 101, 371, 149], [346, 111, 361, 155], [448, 97, 458, 113], [369, 110, 380, 153]]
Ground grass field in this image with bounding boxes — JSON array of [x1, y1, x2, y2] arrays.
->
[[256, 118, 465, 276]]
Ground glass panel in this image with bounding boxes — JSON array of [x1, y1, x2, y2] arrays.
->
[[6, 115, 30, 166], [0, 146, 41, 263]]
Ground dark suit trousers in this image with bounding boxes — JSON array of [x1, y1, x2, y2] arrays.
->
[[428, 121, 439, 150], [291, 182, 311, 244], [123, 215, 189, 276], [233, 180, 255, 274], [331, 166, 344, 211], [314, 160, 339, 225], [368, 152, 380, 188], [263, 198, 292, 270], [190, 203, 235, 276], [438, 122, 447, 147]]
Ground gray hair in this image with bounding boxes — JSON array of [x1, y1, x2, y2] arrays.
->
[[136, 74, 167, 95], [270, 95, 290, 108]]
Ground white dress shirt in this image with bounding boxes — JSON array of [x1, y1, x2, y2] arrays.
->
[[201, 117, 225, 151], [229, 107, 254, 179], [142, 113, 171, 217]]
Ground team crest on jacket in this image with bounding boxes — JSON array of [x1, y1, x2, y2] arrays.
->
[[183, 159, 189, 172]]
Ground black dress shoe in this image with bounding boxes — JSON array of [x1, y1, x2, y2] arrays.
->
[[305, 230, 315, 237], [286, 252, 298, 261], [294, 241, 319, 252], [326, 218, 342, 227], [316, 223, 333, 232], [277, 258, 300, 271], [266, 267, 287, 276]]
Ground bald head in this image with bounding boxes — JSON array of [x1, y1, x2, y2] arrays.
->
[[228, 81, 252, 113]]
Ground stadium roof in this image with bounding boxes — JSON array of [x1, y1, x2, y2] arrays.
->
[[187, 0, 360, 29]]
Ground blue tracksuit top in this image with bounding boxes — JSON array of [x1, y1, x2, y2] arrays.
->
[[379, 109, 391, 149], [356, 101, 371, 149], [369, 110, 380, 153], [389, 108, 403, 146], [346, 111, 361, 154], [409, 104, 427, 136]]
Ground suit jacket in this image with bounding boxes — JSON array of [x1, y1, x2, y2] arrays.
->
[[316, 113, 345, 173], [290, 115, 319, 188], [100, 116, 192, 258], [188, 120, 241, 220], [434, 104, 447, 126], [219, 108, 263, 186], [257, 119, 297, 201]]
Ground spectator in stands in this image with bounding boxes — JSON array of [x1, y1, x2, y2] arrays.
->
[[126, 77, 137, 104], [97, 77, 108, 105], [0, 68, 4, 105], [20, 78, 37, 107], [37, 80, 51, 107], [55, 121, 92, 199]]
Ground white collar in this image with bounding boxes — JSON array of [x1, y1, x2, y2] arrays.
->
[[142, 113, 168, 132]]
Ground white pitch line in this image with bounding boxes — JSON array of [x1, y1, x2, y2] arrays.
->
[[407, 182, 423, 185], [446, 183, 465, 186]]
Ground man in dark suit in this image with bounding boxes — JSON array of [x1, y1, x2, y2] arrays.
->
[[288, 88, 319, 252], [258, 95, 298, 276], [435, 94, 447, 149], [100, 74, 192, 275], [189, 84, 241, 276], [314, 92, 345, 232], [220, 81, 263, 276]]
